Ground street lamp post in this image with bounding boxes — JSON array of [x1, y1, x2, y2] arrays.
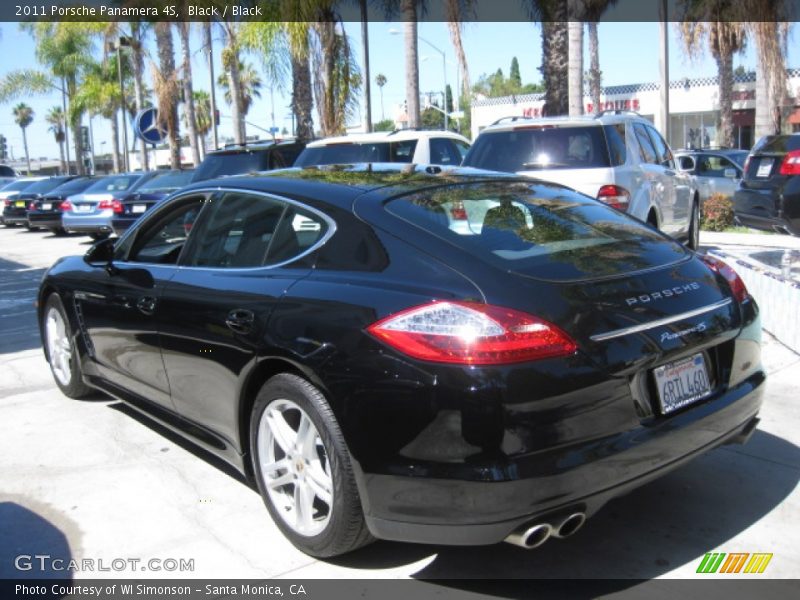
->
[[389, 29, 448, 131]]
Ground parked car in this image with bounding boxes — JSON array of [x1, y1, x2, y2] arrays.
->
[[111, 169, 195, 236], [0, 165, 17, 177], [462, 112, 700, 249], [675, 148, 748, 205], [733, 133, 800, 236], [61, 172, 160, 239], [39, 164, 763, 558], [1, 177, 47, 225], [191, 140, 306, 183], [2, 176, 81, 228], [295, 130, 471, 168], [26, 177, 96, 235]]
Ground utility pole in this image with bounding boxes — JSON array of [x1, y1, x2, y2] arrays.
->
[[115, 37, 131, 171], [658, 0, 670, 144], [360, 0, 372, 133]]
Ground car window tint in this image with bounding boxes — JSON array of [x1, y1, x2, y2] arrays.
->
[[646, 126, 673, 167], [698, 155, 738, 177], [192, 151, 270, 182], [295, 140, 418, 166], [266, 208, 327, 265], [85, 176, 139, 193], [633, 123, 658, 164], [453, 140, 471, 161], [463, 127, 610, 172], [430, 138, 463, 166], [386, 182, 685, 282], [137, 170, 194, 193], [128, 198, 206, 265], [187, 192, 286, 268], [603, 124, 627, 166]]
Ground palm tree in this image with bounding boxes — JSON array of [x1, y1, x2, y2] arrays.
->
[[677, 2, 747, 147], [177, 22, 200, 167], [445, 1, 474, 136], [218, 60, 262, 123], [528, 1, 569, 117], [72, 60, 123, 172], [191, 90, 212, 158], [46, 106, 67, 174], [1, 23, 94, 174], [219, 20, 246, 144], [13, 103, 33, 174], [375, 73, 387, 121], [583, 1, 617, 115], [153, 22, 181, 169], [402, 1, 421, 128], [568, 20, 583, 116]]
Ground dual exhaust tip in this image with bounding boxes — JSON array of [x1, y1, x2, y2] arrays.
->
[[504, 512, 586, 549]]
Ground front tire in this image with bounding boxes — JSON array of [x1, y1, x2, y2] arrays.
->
[[250, 373, 373, 557], [43, 294, 92, 399]]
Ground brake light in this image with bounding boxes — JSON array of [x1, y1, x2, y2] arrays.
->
[[367, 301, 577, 365], [111, 199, 123, 214], [450, 201, 467, 220], [597, 185, 630, 211], [59, 200, 72, 212], [700, 254, 750, 303], [779, 149, 800, 175], [28, 202, 36, 210], [3, 200, 10, 207]]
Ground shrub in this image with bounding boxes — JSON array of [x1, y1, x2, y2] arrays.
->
[[701, 193, 735, 232]]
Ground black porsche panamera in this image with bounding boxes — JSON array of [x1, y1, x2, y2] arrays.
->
[[38, 164, 765, 557]]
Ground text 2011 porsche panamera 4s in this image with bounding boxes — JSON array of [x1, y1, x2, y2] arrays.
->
[[38, 164, 765, 557]]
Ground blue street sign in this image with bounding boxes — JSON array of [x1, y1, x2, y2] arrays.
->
[[134, 108, 167, 145], [269, 126, 280, 134]]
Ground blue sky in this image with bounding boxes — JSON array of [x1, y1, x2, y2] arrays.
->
[[0, 20, 797, 161]]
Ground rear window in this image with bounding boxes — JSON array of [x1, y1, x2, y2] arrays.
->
[[386, 182, 685, 282], [192, 151, 270, 182], [49, 178, 94, 195], [753, 134, 800, 154], [295, 140, 418, 167], [137, 170, 194, 193], [16, 177, 72, 195], [2, 179, 40, 192], [463, 127, 611, 173]]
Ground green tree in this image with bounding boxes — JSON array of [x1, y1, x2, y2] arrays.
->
[[217, 60, 262, 120], [153, 22, 181, 169], [373, 118, 395, 132], [421, 106, 444, 130], [177, 22, 200, 167], [191, 90, 212, 158], [72, 60, 123, 173], [13, 102, 33, 174], [527, 1, 568, 116], [510, 57, 522, 89], [45, 106, 67, 174], [375, 73, 387, 121]]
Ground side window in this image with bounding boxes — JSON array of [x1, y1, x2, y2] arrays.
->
[[127, 197, 206, 265], [453, 140, 471, 162], [646, 125, 674, 168], [390, 140, 417, 163], [185, 192, 329, 268], [678, 155, 696, 172], [604, 124, 627, 166], [633, 123, 658, 165], [429, 138, 463, 165], [701, 155, 738, 178]]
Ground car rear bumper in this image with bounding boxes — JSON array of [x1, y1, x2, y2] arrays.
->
[[27, 211, 62, 229], [733, 187, 800, 235], [62, 213, 114, 234], [362, 370, 765, 545], [3, 214, 29, 225]]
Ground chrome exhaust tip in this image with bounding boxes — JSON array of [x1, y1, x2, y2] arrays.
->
[[552, 512, 586, 539], [504, 522, 552, 549]]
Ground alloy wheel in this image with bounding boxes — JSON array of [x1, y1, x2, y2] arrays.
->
[[46, 306, 72, 386]]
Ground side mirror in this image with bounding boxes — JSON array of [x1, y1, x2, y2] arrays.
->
[[724, 168, 738, 179], [677, 157, 695, 172], [83, 237, 115, 265]]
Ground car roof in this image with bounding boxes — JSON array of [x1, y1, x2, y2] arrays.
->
[[177, 163, 531, 209], [305, 130, 470, 148], [478, 112, 649, 134]]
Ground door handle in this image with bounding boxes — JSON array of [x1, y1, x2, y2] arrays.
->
[[137, 296, 157, 316], [226, 309, 255, 334]]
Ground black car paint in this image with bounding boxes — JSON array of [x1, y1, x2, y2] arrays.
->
[[3, 176, 79, 225], [38, 165, 765, 546], [26, 177, 96, 231]]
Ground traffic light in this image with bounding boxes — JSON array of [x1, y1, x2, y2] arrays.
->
[[79, 126, 89, 150], [0, 134, 7, 160]]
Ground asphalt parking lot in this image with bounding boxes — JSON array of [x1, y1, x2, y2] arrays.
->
[[1, 225, 798, 584]]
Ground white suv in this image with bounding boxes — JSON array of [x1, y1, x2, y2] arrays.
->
[[463, 112, 700, 249], [294, 130, 471, 169]]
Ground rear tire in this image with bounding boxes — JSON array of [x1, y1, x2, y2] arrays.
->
[[687, 199, 700, 251], [250, 373, 373, 558], [43, 294, 93, 399]]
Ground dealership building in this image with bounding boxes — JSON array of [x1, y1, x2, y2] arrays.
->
[[471, 68, 800, 149]]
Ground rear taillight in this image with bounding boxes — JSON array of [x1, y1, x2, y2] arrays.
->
[[779, 149, 800, 175], [367, 301, 577, 365], [111, 199, 123, 214], [450, 201, 468, 220], [59, 200, 72, 212], [28, 202, 36, 210], [700, 254, 750, 303], [597, 185, 630, 211], [3, 200, 10, 207]]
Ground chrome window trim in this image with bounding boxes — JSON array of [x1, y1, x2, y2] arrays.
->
[[590, 298, 733, 342], [121, 186, 337, 272]]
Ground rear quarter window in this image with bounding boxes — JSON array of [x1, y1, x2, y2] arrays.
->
[[604, 124, 627, 166]]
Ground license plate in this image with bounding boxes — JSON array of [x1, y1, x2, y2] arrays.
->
[[42, 203, 51, 210], [756, 158, 773, 178], [132, 204, 147, 214], [74, 205, 91, 212], [653, 353, 712, 414], [15, 201, 24, 207]]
